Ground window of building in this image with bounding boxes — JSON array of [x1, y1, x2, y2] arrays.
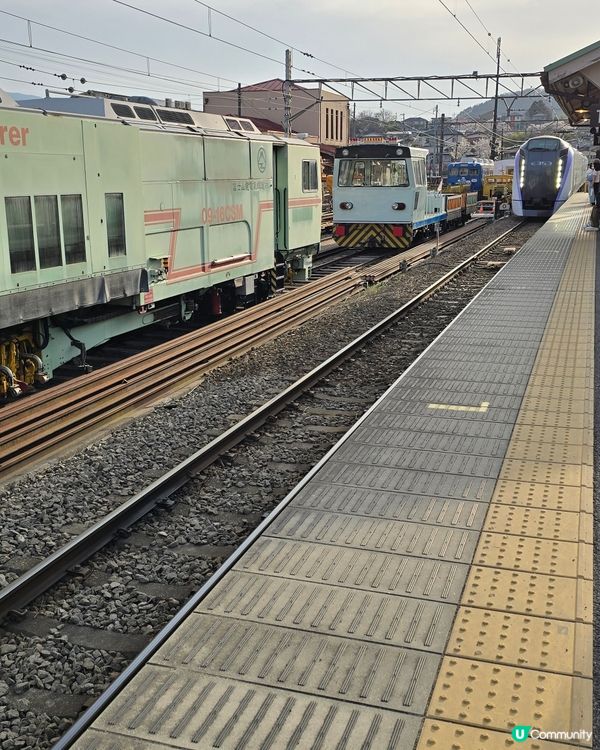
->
[[335, 110, 339, 141], [339, 112, 344, 142], [35, 195, 62, 269], [302, 160, 318, 191], [61, 195, 86, 264], [105, 193, 126, 257], [330, 110, 334, 141], [5, 196, 36, 273], [325, 108, 329, 140]]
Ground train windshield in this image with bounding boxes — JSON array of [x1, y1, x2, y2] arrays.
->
[[338, 159, 409, 187]]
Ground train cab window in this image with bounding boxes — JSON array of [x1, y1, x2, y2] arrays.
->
[[35, 195, 62, 269], [105, 193, 127, 257], [61, 195, 86, 264], [302, 160, 318, 191], [448, 167, 458, 177], [338, 159, 408, 187], [459, 168, 469, 176], [225, 118, 241, 130], [5, 196, 36, 274], [469, 168, 479, 176]]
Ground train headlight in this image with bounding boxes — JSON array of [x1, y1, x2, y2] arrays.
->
[[339, 201, 353, 210], [392, 202, 406, 210], [341, 149, 349, 156], [396, 148, 403, 155]]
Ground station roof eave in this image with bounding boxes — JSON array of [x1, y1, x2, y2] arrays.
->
[[541, 40, 600, 126]]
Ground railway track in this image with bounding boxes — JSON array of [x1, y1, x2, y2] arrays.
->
[[0, 222, 523, 624], [0, 219, 493, 481]]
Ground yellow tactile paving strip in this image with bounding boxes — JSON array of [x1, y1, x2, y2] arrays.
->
[[417, 214, 595, 748]]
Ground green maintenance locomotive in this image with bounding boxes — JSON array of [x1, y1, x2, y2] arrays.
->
[[0, 90, 321, 396]]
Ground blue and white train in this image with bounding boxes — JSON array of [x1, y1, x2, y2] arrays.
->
[[512, 136, 587, 218], [332, 144, 477, 250]]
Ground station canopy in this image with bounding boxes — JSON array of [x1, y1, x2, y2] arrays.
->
[[542, 40, 600, 126]]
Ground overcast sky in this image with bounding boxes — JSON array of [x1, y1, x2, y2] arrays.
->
[[0, 0, 595, 120]]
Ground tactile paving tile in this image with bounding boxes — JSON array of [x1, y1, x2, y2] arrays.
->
[[331, 443, 504, 478], [238, 538, 469, 603], [473, 532, 578, 576], [498, 457, 582, 486], [491, 478, 586, 512], [505, 437, 592, 465], [200, 571, 456, 652], [415, 719, 579, 750], [445, 607, 592, 676], [152, 613, 440, 713], [351, 426, 509, 457], [89, 666, 422, 749], [362, 411, 516, 439], [483, 504, 584, 541], [427, 657, 591, 745], [291, 485, 489, 530], [267, 508, 480, 563], [461, 567, 592, 623], [315, 462, 497, 502]]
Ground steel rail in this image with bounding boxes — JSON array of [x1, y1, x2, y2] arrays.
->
[[0, 222, 490, 480], [1, 222, 522, 631]]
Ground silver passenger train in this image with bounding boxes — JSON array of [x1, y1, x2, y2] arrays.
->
[[512, 136, 587, 218]]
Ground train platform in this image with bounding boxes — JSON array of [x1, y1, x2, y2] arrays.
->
[[64, 192, 593, 750]]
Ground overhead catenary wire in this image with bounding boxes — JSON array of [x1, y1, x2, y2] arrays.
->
[[0, 9, 238, 87]]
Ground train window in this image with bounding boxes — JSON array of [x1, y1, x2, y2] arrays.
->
[[134, 106, 157, 121], [459, 168, 469, 176], [35, 196, 62, 269], [111, 103, 135, 118], [156, 109, 194, 125], [302, 160, 318, 191], [469, 168, 479, 176], [105, 193, 127, 257], [61, 195, 86, 264], [338, 159, 408, 187], [240, 120, 255, 132], [5, 196, 36, 274], [225, 118, 241, 130], [448, 168, 458, 177]]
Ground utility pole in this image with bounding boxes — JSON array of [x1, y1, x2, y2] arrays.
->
[[433, 104, 439, 176], [490, 37, 501, 160], [237, 83, 242, 117], [283, 49, 292, 137], [438, 113, 445, 177]]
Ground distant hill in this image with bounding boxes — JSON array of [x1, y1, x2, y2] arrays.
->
[[459, 89, 563, 120], [8, 92, 32, 101]]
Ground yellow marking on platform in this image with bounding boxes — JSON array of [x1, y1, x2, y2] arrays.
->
[[483, 505, 582, 541], [446, 607, 592, 676], [427, 401, 489, 413], [461, 567, 588, 622], [427, 657, 592, 744], [491, 479, 586, 512], [416, 719, 582, 750], [474, 532, 578, 576]]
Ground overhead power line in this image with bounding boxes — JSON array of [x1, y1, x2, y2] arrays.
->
[[0, 9, 238, 86], [112, 0, 318, 76]]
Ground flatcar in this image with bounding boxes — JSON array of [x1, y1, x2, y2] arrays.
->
[[446, 157, 494, 196], [0, 90, 321, 395], [512, 136, 587, 218], [332, 144, 477, 250]]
